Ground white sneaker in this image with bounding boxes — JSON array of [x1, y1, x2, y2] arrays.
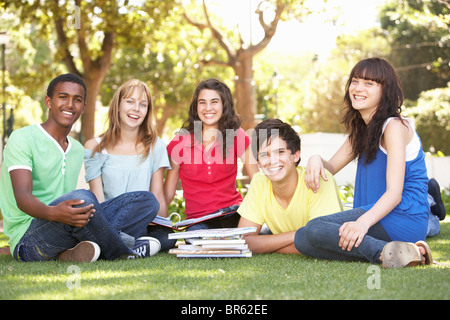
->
[[132, 237, 161, 258]]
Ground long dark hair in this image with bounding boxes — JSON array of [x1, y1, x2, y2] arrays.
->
[[180, 78, 241, 157], [342, 57, 404, 164]]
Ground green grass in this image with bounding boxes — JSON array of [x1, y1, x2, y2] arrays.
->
[[0, 217, 449, 300]]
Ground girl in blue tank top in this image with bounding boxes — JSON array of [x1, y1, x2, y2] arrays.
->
[[295, 57, 435, 268]]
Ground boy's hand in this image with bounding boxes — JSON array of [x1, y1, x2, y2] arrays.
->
[[49, 199, 95, 227]]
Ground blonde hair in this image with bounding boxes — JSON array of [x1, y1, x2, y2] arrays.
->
[[93, 79, 158, 158]]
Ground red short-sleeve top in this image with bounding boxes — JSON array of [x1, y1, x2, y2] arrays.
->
[[167, 127, 250, 219]]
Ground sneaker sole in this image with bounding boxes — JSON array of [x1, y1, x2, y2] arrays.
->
[[381, 241, 422, 268]]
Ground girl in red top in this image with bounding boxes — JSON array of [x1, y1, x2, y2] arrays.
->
[[165, 79, 259, 231]]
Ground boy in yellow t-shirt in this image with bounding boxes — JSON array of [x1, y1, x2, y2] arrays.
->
[[237, 119, 343, 254]]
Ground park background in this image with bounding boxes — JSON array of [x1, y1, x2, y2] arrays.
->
[[0, 0, 449, 300], [1, 0, 448, 204]]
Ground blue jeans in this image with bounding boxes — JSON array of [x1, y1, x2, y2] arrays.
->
[[427, 194, 440, 237], [294, 208, 391, 264], [13, 189, 159, 262], [427, 212, 440, 237]]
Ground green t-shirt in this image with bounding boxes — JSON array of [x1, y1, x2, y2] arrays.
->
[[0, 124, 83, 253]]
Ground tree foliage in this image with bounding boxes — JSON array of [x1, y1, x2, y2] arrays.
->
[[100, 5, 234, 137], [0, 9, 47, 143], [405, 83, 450, 154], [3, 0, 176, 141], [380, 0, 450, 100], [1, 0, 449, 145], [180, 0, 294, 130], [292, 28, 391, 133]]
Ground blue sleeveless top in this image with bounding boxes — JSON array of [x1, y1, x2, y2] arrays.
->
[[353, 118, 429, 242]]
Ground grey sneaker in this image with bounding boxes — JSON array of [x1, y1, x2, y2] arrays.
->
[[58, 241, 101, 262]]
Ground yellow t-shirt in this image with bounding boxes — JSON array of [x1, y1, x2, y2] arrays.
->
[[238, 167, 343, 234]]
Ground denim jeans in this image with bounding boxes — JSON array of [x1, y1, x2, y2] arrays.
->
[[13, 189, 159, 262], [427, 212, 440, 237], [427, 193, 440, 237], [294, 208, 391, 264], [147, 204, 240, 251]]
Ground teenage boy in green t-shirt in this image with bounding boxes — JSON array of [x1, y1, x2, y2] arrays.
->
[[0, 73, 160, 262], [237, 119, 343, 254]]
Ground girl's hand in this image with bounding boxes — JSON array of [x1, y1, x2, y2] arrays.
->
[[305, 155, 328, 193], [338, 220, 369, 251]]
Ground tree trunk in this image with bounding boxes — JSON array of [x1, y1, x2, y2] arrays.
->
[[234, 52, 256, 131], [155, 103, 175, 137], [80, 72, 104, 143], [183, 0, 286, 131]]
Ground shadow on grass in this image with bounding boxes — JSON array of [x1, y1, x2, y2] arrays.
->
[[0, 218, 448, 300]]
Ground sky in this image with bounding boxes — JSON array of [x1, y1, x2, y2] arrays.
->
[[206, 0, 389, 57], [269, 0, 389, 56]]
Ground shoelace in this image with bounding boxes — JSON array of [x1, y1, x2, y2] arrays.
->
[[133, 244, 147, 257]]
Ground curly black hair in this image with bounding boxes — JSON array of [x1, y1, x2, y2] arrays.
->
[[47, 73, 87, 102]]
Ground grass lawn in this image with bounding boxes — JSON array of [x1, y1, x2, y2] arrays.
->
[[0, 217, 449, 300]]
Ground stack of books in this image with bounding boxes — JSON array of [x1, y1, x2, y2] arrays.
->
[[168, 227, 256, 258]]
